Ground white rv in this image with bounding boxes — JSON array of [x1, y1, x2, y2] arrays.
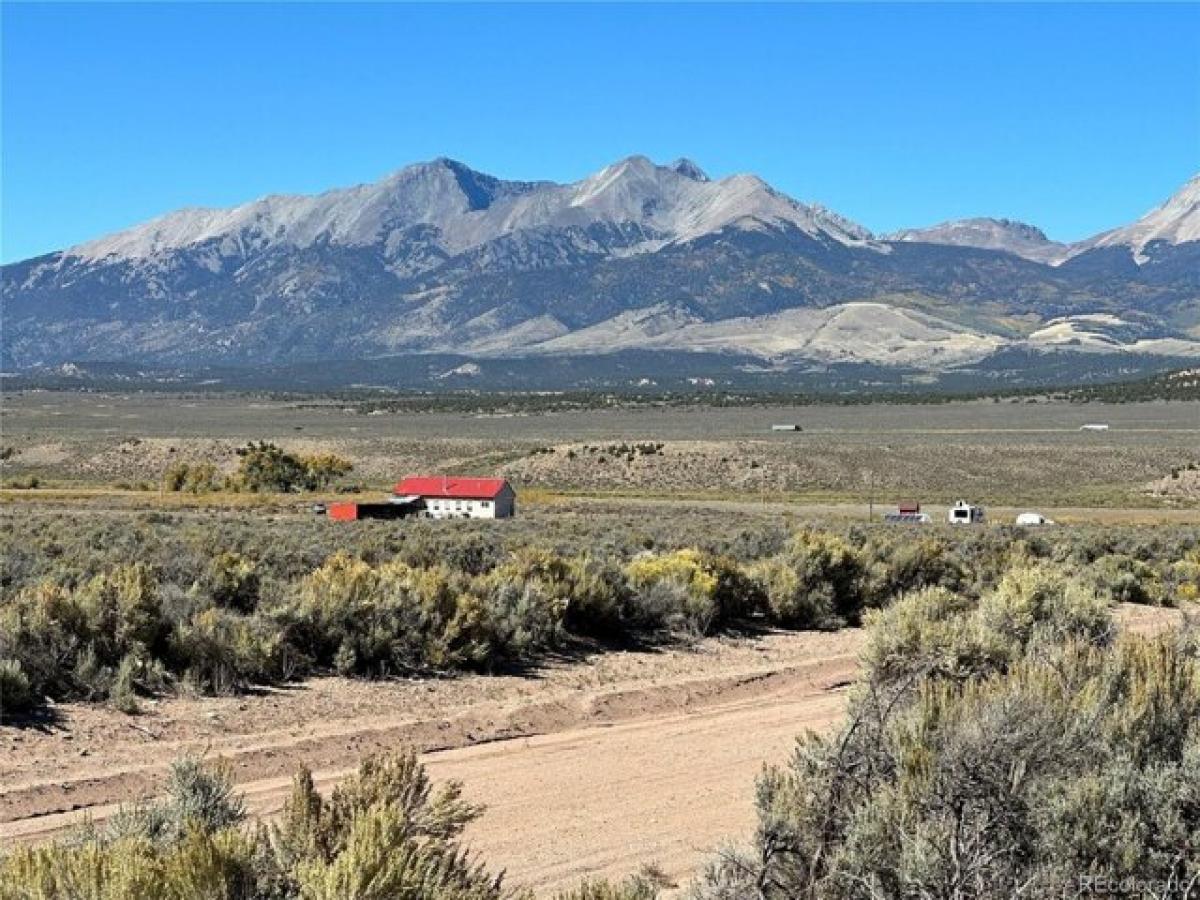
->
[[948, 500, 985, 525]]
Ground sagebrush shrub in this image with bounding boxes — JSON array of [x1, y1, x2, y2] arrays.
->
[[171, 607, 283, 694], [977, 562, 1112, 649], [162, 460, 224, 494], [206, 552, 262, 613], [625, 549, 753, 635], [755, 530, 865, 628], [692, 595, 1197, 900], [0, 828, 259, 900], [0, 658, 33, 718], [555, 877, 660, 900], [0, 750, 515, 900], [110, 653, 141, 714]]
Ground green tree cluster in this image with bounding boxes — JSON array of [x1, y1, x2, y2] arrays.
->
[[160, 444, 353, 494]]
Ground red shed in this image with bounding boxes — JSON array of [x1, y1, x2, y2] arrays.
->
[[327, 499, 422, 521], [328, 501, 360, 521]]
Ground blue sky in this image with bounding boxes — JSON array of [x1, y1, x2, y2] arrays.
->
[[2, 2, 1198, 263]]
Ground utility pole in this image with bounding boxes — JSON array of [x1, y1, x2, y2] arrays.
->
[[867, 469, 874, 523]]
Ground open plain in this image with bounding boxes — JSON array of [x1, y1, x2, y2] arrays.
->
[[2, 391, 1198, 895], [3, 392, 1199, 507]]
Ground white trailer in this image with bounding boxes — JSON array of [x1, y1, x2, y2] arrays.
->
[[948, 500, 986, 525], [1016, 512, 1054, 526]]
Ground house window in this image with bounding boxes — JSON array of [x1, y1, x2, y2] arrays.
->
[[481, 500, 491, 508]]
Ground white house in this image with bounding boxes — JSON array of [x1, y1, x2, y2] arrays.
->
[[394, 476, 516, 519]]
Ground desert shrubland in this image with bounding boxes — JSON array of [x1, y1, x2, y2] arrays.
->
[[3, 505, 1199, 896], [2, 508, 1197, 719], [689, 567, 1200, 899]]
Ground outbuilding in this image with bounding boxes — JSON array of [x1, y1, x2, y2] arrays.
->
[[326, 497, 424, 521], [884, 501, 931, 524], [395, 476, 516, 519]]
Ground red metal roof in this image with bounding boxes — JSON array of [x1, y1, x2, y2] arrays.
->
[[394, 476, 509, 499]]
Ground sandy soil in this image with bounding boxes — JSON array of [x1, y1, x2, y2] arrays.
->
[[0, 628, 861, 891], [0, 605, 1184, 894]]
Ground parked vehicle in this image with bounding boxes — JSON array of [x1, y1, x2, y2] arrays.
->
[[1016, 511, 1054, 526], [949, 500, 986, 525]]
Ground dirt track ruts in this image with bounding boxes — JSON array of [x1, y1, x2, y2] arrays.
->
[[0, 605, 1182, 894], [0, 628, 862, 892]]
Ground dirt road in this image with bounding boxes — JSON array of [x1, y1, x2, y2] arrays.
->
[[0, 628, 862, 892], [0, 605, 1182, 894]]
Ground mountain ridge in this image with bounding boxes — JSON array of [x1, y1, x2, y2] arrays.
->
[[3, 156, 1198, 377], [60, 155, 877, 268], [885, 217, 1069, 265]]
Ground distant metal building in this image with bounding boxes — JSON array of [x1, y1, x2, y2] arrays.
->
[[771, 424, 803, 432], [884, 501, 931, 524], [1080, 423, 1110, 432]]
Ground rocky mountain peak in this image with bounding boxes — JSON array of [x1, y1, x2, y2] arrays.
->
[[1071, 172, 1200, 262], [886, 216, 1067, 264], [669, 158, 710, 182]]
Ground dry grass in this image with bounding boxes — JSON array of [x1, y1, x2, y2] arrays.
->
[[3, 392, 1198, 508]]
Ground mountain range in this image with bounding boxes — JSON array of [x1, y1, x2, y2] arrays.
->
[[3, 156, 1198, 386]]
